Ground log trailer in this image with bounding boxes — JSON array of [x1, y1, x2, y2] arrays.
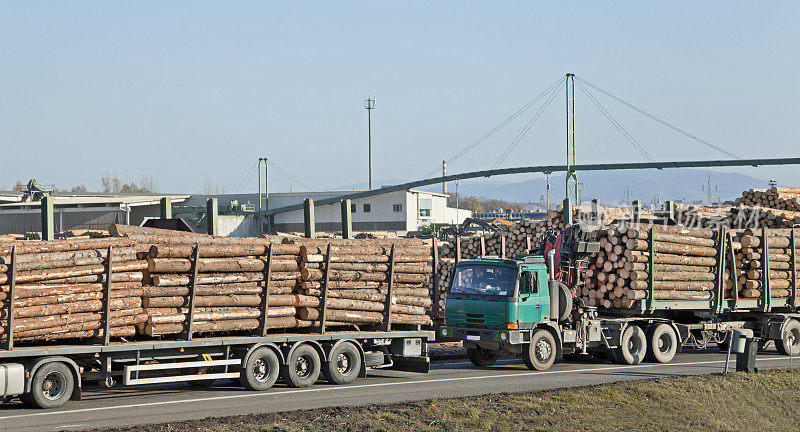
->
[[440, 226, 800, 370], [0, 329, 431, 408]]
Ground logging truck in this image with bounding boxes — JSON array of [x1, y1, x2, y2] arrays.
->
[[0, 329, 432, 408], [440, 226, 800, 370]]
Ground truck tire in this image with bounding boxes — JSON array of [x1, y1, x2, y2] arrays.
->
[[776, 319, 800, 356], [281, 344, 321, 388], [240, 347, 280, 391], [617, 325, 646, 365], [466, 347, 499, 367], [523, 329, 557, 371], [646, 324, 677, 363], [21, 362, 75, 409], [323, 342, 362, 385]]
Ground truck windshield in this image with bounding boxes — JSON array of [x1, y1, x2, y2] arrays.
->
[[449, 265, 517, 296]]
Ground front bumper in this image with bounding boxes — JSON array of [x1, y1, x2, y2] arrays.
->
[[440, 326, 529, 345]]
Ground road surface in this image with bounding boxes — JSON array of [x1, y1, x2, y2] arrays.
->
[[0, 349, 796, 432]]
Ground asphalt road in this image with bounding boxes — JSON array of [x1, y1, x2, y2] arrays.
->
[[0, 349, 797, 432]]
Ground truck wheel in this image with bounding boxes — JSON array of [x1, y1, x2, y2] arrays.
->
[[776, 319, 800, 356], [647, 324, 677, 363], [240, 347, 280, 391], [617, 325, 646, 365], [523, 329, 556, 371], [21, 362, 75, 409], [323, 342, 362, 385], [466, 347, 499, 367], [281, 344, 321, 388]]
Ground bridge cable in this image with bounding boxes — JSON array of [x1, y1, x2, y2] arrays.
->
[[266, 160, 314, 192], [233, 161, 259, 193], [417, 76, 566, 180], [491, 80, 563, 169], [576, 81, 655, 163], [575, 76, 741, 160]]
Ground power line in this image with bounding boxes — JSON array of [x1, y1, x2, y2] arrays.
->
[[576, 76, 741, 160], [491, 81, 563, 169], [577, 81, 655, 163], [417, 76, 566, 180]]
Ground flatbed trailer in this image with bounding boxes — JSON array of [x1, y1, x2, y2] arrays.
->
[[0, 329, 432, 408]]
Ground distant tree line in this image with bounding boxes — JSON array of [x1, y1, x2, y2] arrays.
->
[[7, 173, 157, 194], [446, 195, 525, 213]]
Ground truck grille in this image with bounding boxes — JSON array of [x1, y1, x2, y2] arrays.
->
[[465, 313, 485, 324]]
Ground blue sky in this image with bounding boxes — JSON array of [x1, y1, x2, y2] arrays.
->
[[2, 2, 798, 195]]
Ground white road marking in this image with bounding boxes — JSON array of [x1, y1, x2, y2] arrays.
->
[[0, 357, 789, 421]]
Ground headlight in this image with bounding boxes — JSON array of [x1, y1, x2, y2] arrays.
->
[[499, 332, 508, 341], [441, 328, 449, 336]]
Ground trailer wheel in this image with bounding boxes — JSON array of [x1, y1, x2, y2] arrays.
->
[[240, 347, 280, 391], [466, 347, 499, 367], [523, 329, 556, 371], [323, 342, 362, 385], [617, 325, 646, 365], [776, 319, 800, 356], [21, 362, 75, 409], [281, 344, 321, 388], [646, 324, 677, 363]]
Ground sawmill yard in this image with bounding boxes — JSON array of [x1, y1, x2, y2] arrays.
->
[[95, 368, 800, 432]]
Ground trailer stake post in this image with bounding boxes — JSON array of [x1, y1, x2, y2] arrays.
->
[[384, 244, 396, 332], [646, 228, 655, 312], [3, 246, 17, 350], [102, 245, 113, 345], [319, 243, 332, 334], [185, 243, 200, 340], [431, 238, 440, 320], [260, 245, 273, 337], [791, 228, 797, 310], [762, 227, 771, 312]]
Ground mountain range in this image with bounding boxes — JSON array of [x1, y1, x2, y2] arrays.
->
[[338, 169, 768, 206]]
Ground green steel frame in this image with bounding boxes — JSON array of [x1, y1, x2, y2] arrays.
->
[[259, 157, 800, 217]]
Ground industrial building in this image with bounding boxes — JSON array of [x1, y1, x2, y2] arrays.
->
[[0, 192, 190, 235], [183, 188, 472, 235]]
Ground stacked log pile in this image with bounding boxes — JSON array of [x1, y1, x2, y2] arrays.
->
[[583, 224, 730, 309], [733, 229, 800, 299], [438, 209, 566, 260], [724, 206, 800, 229], [141, 241, 303, 337], [294, 239, 433, 327], [0, 237, 147, 342], [736, 187, 800, 211]]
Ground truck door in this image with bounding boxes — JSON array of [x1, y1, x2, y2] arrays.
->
[[518, 270, 545, 323]]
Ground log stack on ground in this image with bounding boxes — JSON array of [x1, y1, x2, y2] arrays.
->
[[294, 239, 433, 327], [0, 237, 147, 342], [735, 187, 800, 212]]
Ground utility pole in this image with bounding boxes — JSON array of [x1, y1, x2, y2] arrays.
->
[[455, 180, 460, 219], [544, 172, 551, 210], [442, 160, 447, 194], [364, 97, 375, 190], [257, 158, 269, 234]]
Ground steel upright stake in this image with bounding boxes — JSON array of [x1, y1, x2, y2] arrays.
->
[[260, 245, 273, 337], [102, 245, 113, 345], [3, 246, 17, 350]]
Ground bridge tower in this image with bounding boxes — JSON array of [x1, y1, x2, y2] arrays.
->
[[564, 73, 577, 224]]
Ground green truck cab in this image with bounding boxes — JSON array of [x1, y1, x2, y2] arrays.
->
[[440, 255, 573, 370]]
